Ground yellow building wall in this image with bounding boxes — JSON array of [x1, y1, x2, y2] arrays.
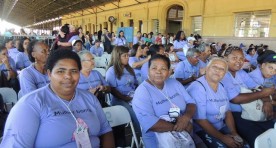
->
[[61, 0, 275, 37]]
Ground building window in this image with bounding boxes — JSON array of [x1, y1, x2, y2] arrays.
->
[[152, 19, 159, 34], [139, 20, 143, 32], [234, 10, 271, 37], [129, 19, 134, 27], [192, 16, 202, 35]]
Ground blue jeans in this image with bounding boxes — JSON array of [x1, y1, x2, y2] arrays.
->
[[232, 112, 274, 148], [197, 126, 249, 148], [85, 43, 91, 50]]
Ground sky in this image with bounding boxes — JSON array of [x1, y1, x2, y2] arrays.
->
[[0, 19, 22, 35]]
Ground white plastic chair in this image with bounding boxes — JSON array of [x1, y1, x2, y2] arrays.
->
[[93, 67, 106, 77], [102, 54, 112, 65], [0, 87, 17, 112], [94, 56, 108, 68], [103, 105, 139, 148], [254, 123, 276, 148]]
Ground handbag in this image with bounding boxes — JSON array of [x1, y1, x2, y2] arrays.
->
[[155, 115, 195, 148], [240, 87, 266, 121]]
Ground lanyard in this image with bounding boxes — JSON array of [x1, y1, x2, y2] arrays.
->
[[50, 86, 80, 128]]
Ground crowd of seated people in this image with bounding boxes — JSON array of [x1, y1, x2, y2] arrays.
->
[[0, 26, 276, 148]]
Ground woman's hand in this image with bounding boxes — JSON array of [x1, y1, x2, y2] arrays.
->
[[263, 101, 274, 119], [98, 85, 105, 91], [221, 135, 243, 148], [89, 88, 97, 94], [261, 87, 275, 96], [173, 115, 191, 132], [2, 56, 9, 66]]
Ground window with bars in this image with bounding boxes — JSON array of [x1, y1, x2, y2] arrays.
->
[[192, 16, 202, 35], [234, 10, 271, 37]]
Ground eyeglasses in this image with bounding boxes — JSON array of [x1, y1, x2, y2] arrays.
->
[[82, 59, 94, 62], [224, 46, 242, 57]]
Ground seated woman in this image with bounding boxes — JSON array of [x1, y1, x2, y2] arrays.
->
[[187, 58, 245, 148], [77, 50, 111, 107], [0, 45, 18, 92], [249, 50, 276, 87], [165, 43, 179, 70], [1, 49, 115, 147], [105, 46, 141, 146], [221, 46, 275, 148], [0, 45, 17, 80], [19, 41, 50, 95], [245, 47, 258, 70], [133, 54, 196, 148], [129, 43, 150, 84], [140, 44, 165, 82], [249, 50, 276, 117], [15, 37, 31, 70]]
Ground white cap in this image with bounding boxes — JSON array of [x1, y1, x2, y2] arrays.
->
[[187, 37, 196, 42]]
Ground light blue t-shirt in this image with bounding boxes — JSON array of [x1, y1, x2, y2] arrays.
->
[[106, 66, 137, 102], [77, 70, 108, 91], [68, 35, 81, 43], [19, 64, 50, 95], [115, 37, 127, 46], [132, 78, 195, 148], [90, 45, 104, 57], [0, 57, 16, 77], [15, 52, 31, 70], [187, 76, 230, 132], [133, 36, 140, 45], [173, 40, 187, 61], [129, 57, 143, 84], [0, 85, 112, 148], [221, 70, 258, 112], [140, 61, 149, 82], [249, 66, 275, 87], [245, 53, 258, 67], [8, 48, 20, 62], [174, 59, 200, 87], [198, 59, 208, 69]]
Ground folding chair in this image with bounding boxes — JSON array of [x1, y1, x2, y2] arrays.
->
[[103, 105, 139, 148], [94, 56, 108, 69], [93, 68, 106, 78], [254, 123, 276, 148], [102, 53, 112, 65], [0, 88, 17, 112]]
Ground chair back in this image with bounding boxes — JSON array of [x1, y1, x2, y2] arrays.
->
[[0, 87, 17, 112], [103, 105, 131, 127], [95, 56, 108, 68], [255, 128, 276, 148], [93, 68, 106, 77]]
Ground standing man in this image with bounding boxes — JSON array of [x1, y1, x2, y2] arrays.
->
[[103, 28, 112, 54]]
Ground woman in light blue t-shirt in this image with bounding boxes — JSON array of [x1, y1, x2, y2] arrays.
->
[[1, 49, 114, 148], [221, 46, 274, 148]]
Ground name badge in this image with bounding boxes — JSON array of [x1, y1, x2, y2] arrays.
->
[[169, 107, 180, 118], [73, 118, 92, 148]]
